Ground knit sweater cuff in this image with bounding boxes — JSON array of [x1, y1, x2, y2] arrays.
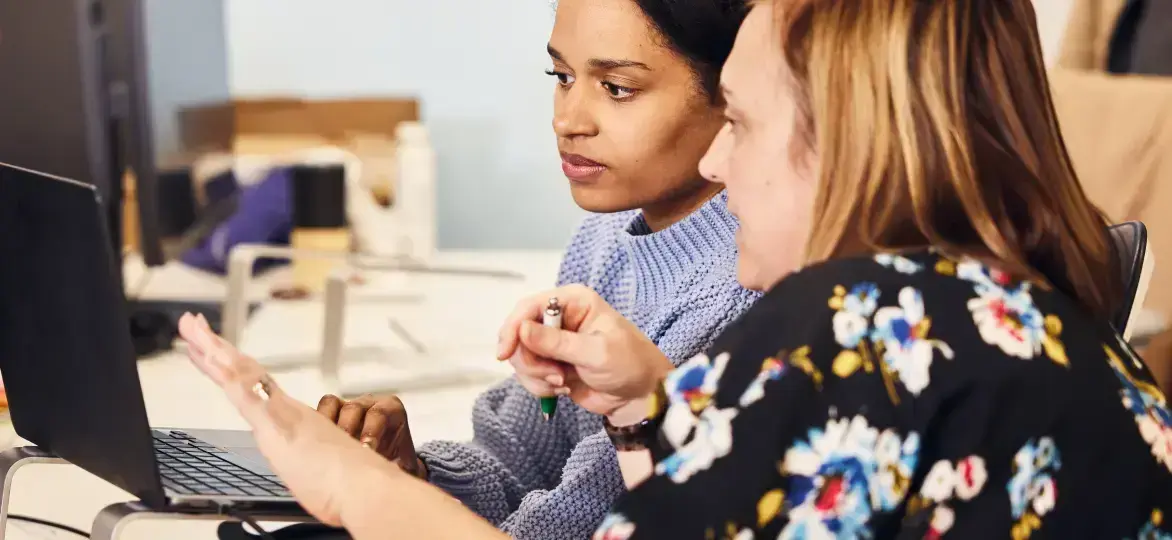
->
[[418, 440, 515, 525]]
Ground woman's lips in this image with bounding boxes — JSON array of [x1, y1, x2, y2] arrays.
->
[[560, 153, 607, 181]]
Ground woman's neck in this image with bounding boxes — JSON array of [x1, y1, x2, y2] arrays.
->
[[639, 182, 725, 233]]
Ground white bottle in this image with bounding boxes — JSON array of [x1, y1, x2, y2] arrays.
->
[[394, 122, 438, 261]]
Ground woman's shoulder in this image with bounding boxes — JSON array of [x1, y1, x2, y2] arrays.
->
[[714, 249, 1118, 371], [760, 249, 1093, 318], [739, 250, 963, 321]]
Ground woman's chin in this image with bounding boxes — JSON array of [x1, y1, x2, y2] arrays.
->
[[735, 262, 769, 292], [568, 186, 637, 214], [736, 256, 795, 292]]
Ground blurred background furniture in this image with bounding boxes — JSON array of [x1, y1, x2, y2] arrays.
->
[[220, 244, 537, 397], [1050, 0, 1172, 389]]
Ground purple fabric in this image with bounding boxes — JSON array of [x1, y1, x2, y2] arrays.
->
[[203, 171, 238, 205], [181, 167, 293, 275]]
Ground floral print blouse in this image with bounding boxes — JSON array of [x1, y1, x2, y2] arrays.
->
[[595, 250, 1172, 539]]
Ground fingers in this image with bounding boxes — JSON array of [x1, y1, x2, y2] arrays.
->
[[496, 284, 598, 360], [497, 293, 544, 360], [512, 372, 560, 398], [508, 346, 567, 387], [194, 345, 305, 442], [518, 319, 606, 369], [178, 313, 255, 387], [319, 395, 407, 455], [337, 394, 376, 439], [316, 395, 344, 423], [506, 340, 571, 398], [177, 313, 317, 445], [361, 396, 405, 454], [178, 313, 222, 381]]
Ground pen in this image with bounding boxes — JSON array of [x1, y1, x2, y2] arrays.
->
[[540, 297, 562, 421]]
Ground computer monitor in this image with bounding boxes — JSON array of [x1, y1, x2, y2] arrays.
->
[[0, 0, 231, 356], [0, 0, 163, 268]]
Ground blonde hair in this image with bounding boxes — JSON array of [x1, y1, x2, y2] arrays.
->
[[778, 0, 1121, 319]]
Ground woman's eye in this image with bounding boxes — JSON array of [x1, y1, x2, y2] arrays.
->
[[545, 70, 575, 86], [601, 82, 636, 100], [724, 117, 739, 134]]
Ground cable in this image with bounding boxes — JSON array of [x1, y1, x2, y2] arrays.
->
[[7, 514, 89, 537], [228, 509, 277, 540]]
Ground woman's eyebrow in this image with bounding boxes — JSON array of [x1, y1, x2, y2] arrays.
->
[[546, 44, 652, 71], [587, 58, 652, 71], [547, 44, 565, 61]]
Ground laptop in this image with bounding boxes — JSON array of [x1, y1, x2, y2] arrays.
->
[[0, 162, 299, 512]]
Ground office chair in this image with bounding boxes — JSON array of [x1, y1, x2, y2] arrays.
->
[[1109, 221, 1155, 341]]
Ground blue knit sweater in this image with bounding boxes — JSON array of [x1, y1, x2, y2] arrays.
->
[[417, 191, 760, 539]]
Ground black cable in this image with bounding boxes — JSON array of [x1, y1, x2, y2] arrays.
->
[[228, 510, 277, 540], [7, 513, 89, 537]]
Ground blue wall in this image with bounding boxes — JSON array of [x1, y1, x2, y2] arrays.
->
[[142, 0, 232, 159]]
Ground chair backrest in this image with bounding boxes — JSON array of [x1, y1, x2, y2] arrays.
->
[[1109, 221, 1154, 339]]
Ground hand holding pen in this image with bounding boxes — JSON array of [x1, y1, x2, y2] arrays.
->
[[496, 285, 674, 419]]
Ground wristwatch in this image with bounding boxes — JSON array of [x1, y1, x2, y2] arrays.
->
[[604, 384, 669, 451]]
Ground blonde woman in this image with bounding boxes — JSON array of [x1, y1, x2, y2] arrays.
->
[[179, 0, 1172, 537]]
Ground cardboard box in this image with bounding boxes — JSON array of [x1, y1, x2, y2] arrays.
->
[[178, 98, 420, 152], [175, 97, 421, 205]]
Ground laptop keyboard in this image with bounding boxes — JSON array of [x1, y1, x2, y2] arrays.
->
[[152, 430, 291, 498]]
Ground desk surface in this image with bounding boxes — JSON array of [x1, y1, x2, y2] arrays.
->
[[1, 250, 562, 539]]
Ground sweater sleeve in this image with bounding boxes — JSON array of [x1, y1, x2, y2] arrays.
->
[[497, 430, 626, 540], [417, 379, 577, 526], [416, 214, 618, 527]]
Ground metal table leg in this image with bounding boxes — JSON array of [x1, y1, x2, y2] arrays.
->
[[319, 272, 508, 398], [0, 446, 68, 540]]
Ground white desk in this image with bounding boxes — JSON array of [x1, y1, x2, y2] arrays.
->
[[0, 250, 562, 539]]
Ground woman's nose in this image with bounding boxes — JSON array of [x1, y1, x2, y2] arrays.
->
[[553, 90, 600, 139], [700, 125, 732, 184]]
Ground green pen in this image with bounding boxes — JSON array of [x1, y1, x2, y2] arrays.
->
[[540, 297, 563, 421]]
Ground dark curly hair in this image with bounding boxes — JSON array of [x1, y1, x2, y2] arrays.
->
[[634, 0, 749, 101]]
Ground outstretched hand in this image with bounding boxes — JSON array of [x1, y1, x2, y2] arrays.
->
[[496, 285, 673, 419], [176, 313, 401, 526]]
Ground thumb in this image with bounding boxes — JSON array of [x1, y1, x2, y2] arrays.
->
[[519, 320, 605, 368]]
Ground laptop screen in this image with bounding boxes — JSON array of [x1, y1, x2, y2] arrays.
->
[[0, 162, 164, 505]]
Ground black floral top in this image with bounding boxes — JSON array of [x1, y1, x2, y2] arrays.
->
[[594, 250, 1172, 539]]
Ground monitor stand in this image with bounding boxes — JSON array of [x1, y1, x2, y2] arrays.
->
[[127, 299, 258, 358]]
